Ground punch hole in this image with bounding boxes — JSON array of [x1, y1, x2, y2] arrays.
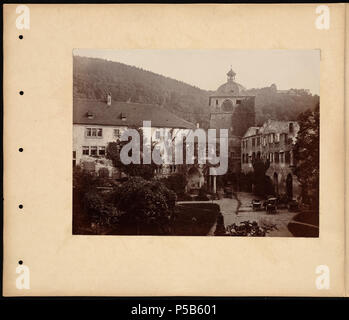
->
[[19, 91, 24, 95], [19, 148, 23, 152], [18, 260, 23, 265], [19, 35, 23, 40], [19, 204, 23, 209]]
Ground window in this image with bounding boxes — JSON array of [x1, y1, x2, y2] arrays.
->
[[90, 146, 98, 156], [99, 146, 106, 156], [155, 130, 161, 139], [276, 133, 280, 142], [114, 128, 121, 139], [289, 123, 294, 133], [73, 151, 76, 159], [274, 152, 279, 163], [86, 127, 103, 138], [82, 146, 89, 155], [257, 137, 260, 146], [216, 99, 218, 105], [280, 152, 284, 163], [236, 99, 241, 105], [252, 138, 255, 147], [285, 151, 291, 164]]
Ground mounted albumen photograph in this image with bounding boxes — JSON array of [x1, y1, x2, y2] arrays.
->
[[73, 49, 320, 237]]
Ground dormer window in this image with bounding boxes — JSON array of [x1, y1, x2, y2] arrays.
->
[[86, 112, 94, 119], [120, 113, 127, 121]]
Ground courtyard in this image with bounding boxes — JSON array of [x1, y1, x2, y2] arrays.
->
[[214, 192, 299, 237]]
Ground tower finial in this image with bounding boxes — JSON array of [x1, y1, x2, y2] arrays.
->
[[227, 67, 236, 81]]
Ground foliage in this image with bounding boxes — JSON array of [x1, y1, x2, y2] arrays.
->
[[74, 56, 210, 128], [159, 173, 188, 196], [106, 127, 159, 180], [252, 158, 274, 196], [113, 177, 176, 235], [226, 220, 278, 237], [73, 167, 119, 232], [196, 186, 210, 201], [173, 203, 220, 235], [74, 56, 319, 129], [293, 104, 319, 209]]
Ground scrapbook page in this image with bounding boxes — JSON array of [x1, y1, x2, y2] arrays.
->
[[3, 4, 347, 296]]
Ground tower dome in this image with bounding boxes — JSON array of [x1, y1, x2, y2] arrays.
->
[[215, 68, 246, 96]]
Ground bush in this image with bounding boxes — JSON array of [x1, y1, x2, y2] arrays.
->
[[160, 173, 188, 196], [226, 220, 277, 237], [177, 193, 193, 201], [82, 191, 119, 227], [98, 167, 110, 178], [114, 177, 176, 235]]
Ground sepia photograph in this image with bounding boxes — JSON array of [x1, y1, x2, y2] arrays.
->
[[72, 49, 320, 237]]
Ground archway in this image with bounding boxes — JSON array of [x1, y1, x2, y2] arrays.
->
[[273, 172, 279, 195], [286, 174, 293, 199], [221, 99, 234, 111], [187, 167, 202, 193]]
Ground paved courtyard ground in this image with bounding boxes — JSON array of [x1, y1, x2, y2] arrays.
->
[[213, 192, 298, 237]]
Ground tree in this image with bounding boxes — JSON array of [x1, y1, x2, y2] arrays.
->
[[293, 104, 319, 209], [106, 127, 159, 180], [114, 177, 176, 235], [252, 158, 272, 196]]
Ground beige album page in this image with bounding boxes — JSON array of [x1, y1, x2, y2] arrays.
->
[[3, 4, 346, 296]]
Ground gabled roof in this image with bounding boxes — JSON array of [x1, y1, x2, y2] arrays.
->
[[73, 98, 196, 129], [260, 120, 299, 134], [243, 120, 299, 138], [243, 126, 261, 138]]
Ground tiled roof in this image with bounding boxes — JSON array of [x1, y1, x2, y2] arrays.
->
[[260, 120, 299, 134], [243, 120, 299, 138], [73, 98, 196, 129], [243, 126, 261, 138]]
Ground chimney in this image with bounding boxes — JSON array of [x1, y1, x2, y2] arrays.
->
[[107, 92, 112, 106]]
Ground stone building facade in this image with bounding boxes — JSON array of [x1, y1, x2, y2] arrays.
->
[[208, 68, 255, 188], [241, 119, 300, 199]]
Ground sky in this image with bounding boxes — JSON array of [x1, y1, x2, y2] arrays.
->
[[73, 49, 320, 95]]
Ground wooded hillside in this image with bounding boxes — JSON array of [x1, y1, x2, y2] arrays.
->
[[73, 56, 319, 128]]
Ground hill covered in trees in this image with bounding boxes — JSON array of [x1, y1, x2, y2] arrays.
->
[[73, 55, 319, 128]]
